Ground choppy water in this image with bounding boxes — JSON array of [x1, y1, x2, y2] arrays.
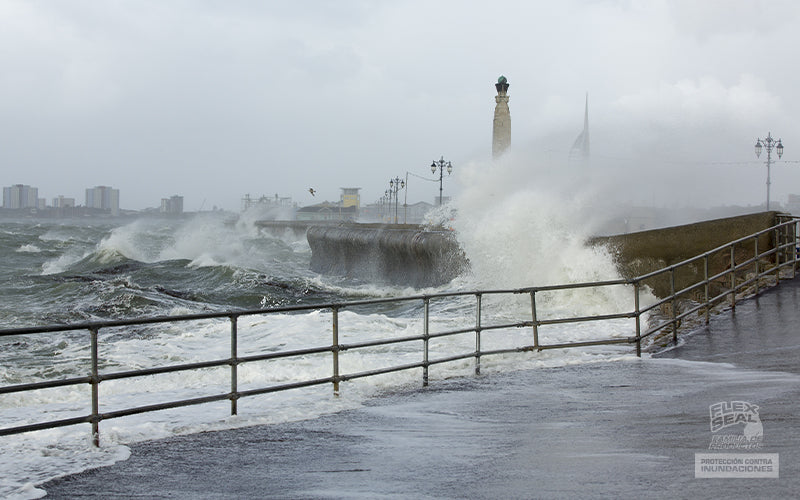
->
[[0, 207, 647, 498]]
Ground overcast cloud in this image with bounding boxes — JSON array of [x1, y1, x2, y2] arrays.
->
[[1, 0, 798, 211]]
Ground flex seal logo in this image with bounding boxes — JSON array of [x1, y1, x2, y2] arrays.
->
[[695, 401, 779, 478], [708, 401, 763, 449]]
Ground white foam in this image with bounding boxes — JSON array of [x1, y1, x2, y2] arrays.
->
[[40, 249, 90, 275], [16, 244, 41, 253]]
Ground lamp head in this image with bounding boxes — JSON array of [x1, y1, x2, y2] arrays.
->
[[777, 140, 784, 158], [755, 139, 763, 158]]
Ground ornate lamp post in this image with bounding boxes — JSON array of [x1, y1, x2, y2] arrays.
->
[[430, 156, 453, 206], [384, 190, 390, 222], [755, 132, 784, 210], [389, 177, 405, 224]]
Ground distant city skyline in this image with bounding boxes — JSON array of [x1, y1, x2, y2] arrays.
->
[[0, 178, 450, 212]]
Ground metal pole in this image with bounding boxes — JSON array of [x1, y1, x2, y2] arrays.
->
[[766, 146, 771, 210], [475, 293, 482, 375], [775, 227, 781, 283], [704, 255, 710, 325], [404, 172, 408, 224], [332, 307, 340, 396], [730, 246, 736, 310], [439, 166, 443, 206], [754, 236, 759, 295], [90, 327, 100, 447], [423, 298, 430, 387], [794, 220, 798, 280], [530, 291, 539, 349], [634, 282, 641, 357], [670, 268, 677, 344], [230, 316, 238, 416]]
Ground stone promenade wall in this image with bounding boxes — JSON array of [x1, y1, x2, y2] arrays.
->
[[589, 211, 784, 298]]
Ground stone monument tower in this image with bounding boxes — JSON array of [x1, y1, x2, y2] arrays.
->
[[492, 75, 511, 159]]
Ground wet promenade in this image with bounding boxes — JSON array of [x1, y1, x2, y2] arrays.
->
[[43, 278, 800, 499]]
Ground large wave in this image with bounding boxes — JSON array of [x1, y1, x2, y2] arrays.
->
[[449, 154, 649, 318]]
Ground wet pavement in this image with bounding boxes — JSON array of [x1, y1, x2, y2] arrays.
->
[[42, 278, 800, 499]]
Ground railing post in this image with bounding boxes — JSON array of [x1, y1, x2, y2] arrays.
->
[[670, 268, 677, 344], [634, 282, 641, 357], [775, 227, 782, 282], [530, 291, 540, 349], [704, 255, 710, 325], [332, 306, 340, 396], [730, 246, 736, 311], [754, 236, 759, 295], [90, 327, 100, 447], [230, 315, 238, 416], [791, 221, 798, 279], [475, 293, 482, 376], [423, 298, 430, 387], [775, 225, 781, 265]]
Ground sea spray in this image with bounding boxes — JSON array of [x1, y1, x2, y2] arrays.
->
[[449, 155, 650, 317]]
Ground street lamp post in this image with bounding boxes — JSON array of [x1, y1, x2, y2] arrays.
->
[[389, 177, 405, 224], [430, 156, 453, 206], [755, 132, 784, 210]]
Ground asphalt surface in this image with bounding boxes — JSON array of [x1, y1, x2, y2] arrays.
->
[[42, 277, 800, 499]]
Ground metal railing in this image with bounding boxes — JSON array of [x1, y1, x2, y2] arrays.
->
[[1, 217, 797, 445]]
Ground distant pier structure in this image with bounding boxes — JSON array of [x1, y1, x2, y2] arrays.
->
[[492, 75, 511, 159]]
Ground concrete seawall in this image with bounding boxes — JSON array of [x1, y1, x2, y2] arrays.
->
[[259, 212, 787, 294], [589, 211, 784, 298], [306, 224, 468, 288]]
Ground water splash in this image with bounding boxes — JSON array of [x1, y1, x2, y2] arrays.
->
[[450, 155, 639, 315]]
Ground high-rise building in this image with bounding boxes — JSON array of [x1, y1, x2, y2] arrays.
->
[[2, 184, 38, 209], [85, 186, 120, 215], [52, 196, 76, 208], [160, 195, 184, 214], [492, 75, 511, 159]]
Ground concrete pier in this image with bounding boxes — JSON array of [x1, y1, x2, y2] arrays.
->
[[306, 224, 468, 288]]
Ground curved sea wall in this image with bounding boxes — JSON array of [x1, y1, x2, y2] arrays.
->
[[306, 224, 468, 288], [264, 212, 784, 293]]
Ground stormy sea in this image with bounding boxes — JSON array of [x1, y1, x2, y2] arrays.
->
[[0, 203, 642, 498]]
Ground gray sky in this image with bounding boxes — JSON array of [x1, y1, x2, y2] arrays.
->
[[1, 0, 798, 211]]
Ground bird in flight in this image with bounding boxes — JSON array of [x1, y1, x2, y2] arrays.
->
[[308, 188, 316, 196]]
